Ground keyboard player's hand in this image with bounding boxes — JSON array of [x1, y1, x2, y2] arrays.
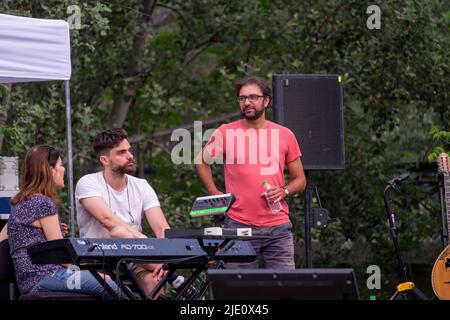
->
[[151, 263, 166, 281], [138, 263, 166, 281]]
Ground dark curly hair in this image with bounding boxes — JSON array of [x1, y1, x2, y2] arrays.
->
[[234, 76, 271, 98], [93, 128, 128, 156]]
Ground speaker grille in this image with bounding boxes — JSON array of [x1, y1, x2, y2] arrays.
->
[[273, 74, 344, 170]]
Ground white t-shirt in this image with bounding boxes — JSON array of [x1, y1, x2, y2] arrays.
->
[[75, 172, 160, 238]]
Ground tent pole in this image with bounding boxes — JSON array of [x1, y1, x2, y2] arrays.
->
[[64, 80, 75, 237]]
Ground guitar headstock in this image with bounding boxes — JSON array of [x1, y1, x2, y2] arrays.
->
[[438, 153, 449, 176]]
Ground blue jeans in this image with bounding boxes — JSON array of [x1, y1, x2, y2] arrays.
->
[[31, 267, 123, 300], [224, 216, 295, 269]]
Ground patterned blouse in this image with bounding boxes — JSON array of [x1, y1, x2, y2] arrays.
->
[[8, 195, 62, 294]]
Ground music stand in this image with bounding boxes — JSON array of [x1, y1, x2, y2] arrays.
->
[[207, 269, 359, 300]]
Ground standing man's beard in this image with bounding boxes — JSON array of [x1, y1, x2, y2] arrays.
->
[[241, 105, 266, 120], [111, 160, 137, 175]]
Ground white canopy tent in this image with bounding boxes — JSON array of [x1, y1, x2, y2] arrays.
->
[[0, 14, 71, 82], [0, 13, 75, 236]]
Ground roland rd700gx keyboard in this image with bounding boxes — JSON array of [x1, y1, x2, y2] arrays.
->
[[27, 237, 256, 268]]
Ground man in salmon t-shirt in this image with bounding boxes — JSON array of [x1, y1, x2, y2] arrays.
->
[[195, 76, 307, 269]]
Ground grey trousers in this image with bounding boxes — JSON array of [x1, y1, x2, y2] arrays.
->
[[223, 216, 295, 269]]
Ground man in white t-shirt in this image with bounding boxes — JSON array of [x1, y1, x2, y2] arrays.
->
[[75, 128, 170, 297]]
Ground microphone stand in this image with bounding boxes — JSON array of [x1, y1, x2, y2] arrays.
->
[[384, 180, 427, 300]]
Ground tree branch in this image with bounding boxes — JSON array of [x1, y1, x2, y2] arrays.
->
[[156, 3, 184, 26], [183, 32, 220, 66], [107, 0, 157, 128], [129, 111, 241, 143]]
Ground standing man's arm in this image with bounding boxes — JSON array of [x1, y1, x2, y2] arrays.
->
[[195, 148, 224, 196], [285, 157, 307, 195], [144, 206, 170, 238], [266, 157, 307, 202]]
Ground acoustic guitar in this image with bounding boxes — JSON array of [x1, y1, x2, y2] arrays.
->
[[431, 152, 450, 299]]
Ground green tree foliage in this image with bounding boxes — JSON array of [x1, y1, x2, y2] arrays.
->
[[428, 125, 450, 161], [0, 0, 448, 299]]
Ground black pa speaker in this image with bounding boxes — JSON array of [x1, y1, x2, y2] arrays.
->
[[208, 268, 359, 300], [273, 74, 344, 170]]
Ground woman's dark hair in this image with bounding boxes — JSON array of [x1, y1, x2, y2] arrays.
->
[[11, 145, 61, 205]]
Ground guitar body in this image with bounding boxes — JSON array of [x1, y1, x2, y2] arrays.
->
[[432, 245, 450, 300]]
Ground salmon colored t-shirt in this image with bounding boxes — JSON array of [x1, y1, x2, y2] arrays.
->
[[205, 120, 301, 226]]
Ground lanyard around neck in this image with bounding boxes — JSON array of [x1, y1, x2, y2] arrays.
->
[[102, 172, 134, 223]]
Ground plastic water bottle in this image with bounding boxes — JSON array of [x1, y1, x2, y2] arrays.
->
[[262, 181, 282, 213]]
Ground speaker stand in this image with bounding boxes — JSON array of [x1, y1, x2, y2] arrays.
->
[[303, 171, 313, 268]]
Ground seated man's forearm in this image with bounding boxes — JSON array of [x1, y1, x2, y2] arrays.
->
[[101, 214, 130, 231]]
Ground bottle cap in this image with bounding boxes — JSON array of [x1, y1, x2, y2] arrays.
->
[[262, 181, 268, 185]]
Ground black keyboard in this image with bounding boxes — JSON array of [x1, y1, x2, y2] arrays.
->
[[190, 193, 235, 217], [27, 237, 256, 268]]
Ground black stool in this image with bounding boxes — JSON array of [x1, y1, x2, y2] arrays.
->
[[0, 240, 96, 300]]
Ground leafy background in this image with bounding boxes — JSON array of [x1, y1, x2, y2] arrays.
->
[[0, 0, 449, 299]]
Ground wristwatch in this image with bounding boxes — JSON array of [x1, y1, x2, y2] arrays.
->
[[283, 187, 289, 197]]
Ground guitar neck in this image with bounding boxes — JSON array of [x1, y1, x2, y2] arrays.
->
[[445, 175, 450, 237]]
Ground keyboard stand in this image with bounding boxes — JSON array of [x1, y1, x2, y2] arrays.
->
[[146, 237, 243, 300], [88, 263, 150, 300], [174, 266, 204, 300], [146, 260, 207, 300], [89, 270, 122, 299]]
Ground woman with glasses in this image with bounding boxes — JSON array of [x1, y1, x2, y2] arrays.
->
[[7, 145, 121, 299]]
